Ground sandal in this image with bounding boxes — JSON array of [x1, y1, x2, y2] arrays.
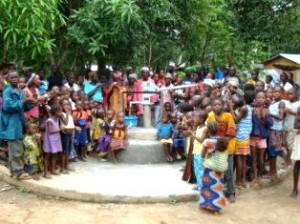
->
[[17, 173, 32, 180]]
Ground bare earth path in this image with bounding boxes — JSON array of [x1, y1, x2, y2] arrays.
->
[[0, 175, 299, 224]]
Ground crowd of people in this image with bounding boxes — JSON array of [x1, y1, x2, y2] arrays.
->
[[0, 61, 300, 214]]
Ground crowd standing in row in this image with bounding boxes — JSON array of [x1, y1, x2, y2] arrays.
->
[[0, 62, 300, 214]]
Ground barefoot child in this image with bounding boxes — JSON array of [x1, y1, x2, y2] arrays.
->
[[170, 113, 184, 160], [22, 123, 43, 179], [110, 112, 128, 163], [91, 109, 105, 151], [228, 94, 252, 188], [73, 100, 89, 161], [269, 86, 285, 179], [60, 100, 77, 173], [157, 113, 174, 162], [43, 104, 63, 178], [98, 110, 115, 158], [185, 110, 208, 191], [290, 106, 300, 197], [251, 92, 273, 184]]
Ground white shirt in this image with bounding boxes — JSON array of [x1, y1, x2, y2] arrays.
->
[[281, 82, 293, 92], [62, 112, 75, 130], [64, 82, 80, 92], [283, 100, 300, 131]]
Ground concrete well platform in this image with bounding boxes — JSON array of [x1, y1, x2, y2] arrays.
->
[[0, 159, 197, 203], [0, 157, 291, 204], [121, 127, 165, 164]]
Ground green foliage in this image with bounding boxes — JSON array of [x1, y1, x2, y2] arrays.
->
[[0, 0, 65, 67], [0, 0, 299, 73], [227, 0, 300, 56]]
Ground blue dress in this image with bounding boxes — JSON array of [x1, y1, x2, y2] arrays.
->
[[74, 118, 88, 147]]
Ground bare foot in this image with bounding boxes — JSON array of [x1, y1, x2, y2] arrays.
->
[[229, 194, 235, 203], [290, 191, 298, 198], [43, 173, 52, 179]]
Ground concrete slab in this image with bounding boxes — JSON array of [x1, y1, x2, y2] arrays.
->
[[0, 158, 197, 203], [0, 157, 291, 204], [119, 139, 165, 164], [127, 127, 158, 140]]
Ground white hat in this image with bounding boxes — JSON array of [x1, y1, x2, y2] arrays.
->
[[141, 67, 150, 72]]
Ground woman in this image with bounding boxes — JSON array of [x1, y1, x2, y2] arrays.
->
[[23, 74, 43, 126], [107, 71, 127, 119], [200, 128, 229, 213], [206, 98, 236, 203]]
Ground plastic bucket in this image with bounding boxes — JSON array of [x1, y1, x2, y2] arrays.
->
[[125, 116, 138, 128]]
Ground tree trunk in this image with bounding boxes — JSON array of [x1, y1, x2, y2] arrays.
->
[[201, 30, 211, 65], [97, 57, 106, 77]]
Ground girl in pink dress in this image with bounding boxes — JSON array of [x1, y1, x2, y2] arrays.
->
[[43, 104, 63, 178]]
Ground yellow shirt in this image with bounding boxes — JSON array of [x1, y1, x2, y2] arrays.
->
[[92, 118, 105, 140], [192, 126, 207, 155], [206, 112, 236, 154]]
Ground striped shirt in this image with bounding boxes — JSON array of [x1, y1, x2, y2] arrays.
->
[[203, 138, 228, 172]]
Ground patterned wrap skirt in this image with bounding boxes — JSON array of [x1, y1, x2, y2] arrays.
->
[[110, 138, 126, 151], [199, 168, 228, 211]]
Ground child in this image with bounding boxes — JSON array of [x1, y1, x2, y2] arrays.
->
[[283, 88, 300, 166], [185, 110, 208, 191], [200, 122, 229, 213], [163, 102, 173, 115], [269, 86, 285, 179], [43, 104, 63, 178], [73, 100, 89, 161], [22, 123, 43, 180], [84, 99, 92, 152], [182, 111, 196, 183], [60, 100, 77, 172], [228, 94, 252, 188], [290, 106, 300, 197], [110, 112, 128, 163], [206, 98, 236, 203], [91, 109, 105, 151], [170, 113, 185, 160], [157, 113, 174, 162], [251, 91, 273, 184], [98, 110, 116, 158]]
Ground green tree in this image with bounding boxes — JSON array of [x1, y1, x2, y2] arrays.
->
[[0, 0, 65, 68]]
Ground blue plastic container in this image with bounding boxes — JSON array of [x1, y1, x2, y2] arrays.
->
[[125, 116, 138, 128]]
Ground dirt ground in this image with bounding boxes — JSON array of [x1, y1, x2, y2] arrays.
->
[[0, 175, 299, 224]]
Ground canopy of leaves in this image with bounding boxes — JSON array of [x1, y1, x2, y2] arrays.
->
[[0, 0, 65, 67], [0, 0, 299, 73]]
